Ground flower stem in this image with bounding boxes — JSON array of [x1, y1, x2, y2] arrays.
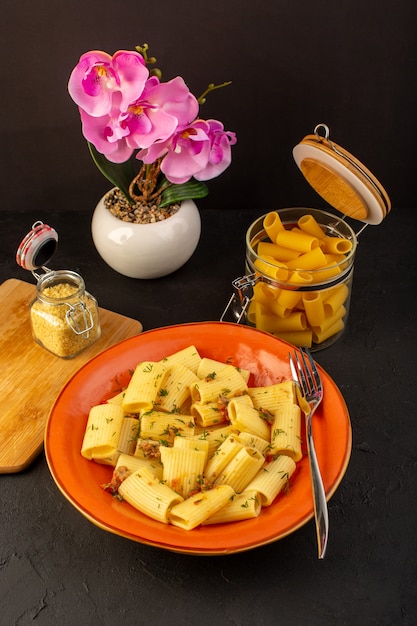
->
[[128, 159, 169, 204], [197, 81, 232, 105]]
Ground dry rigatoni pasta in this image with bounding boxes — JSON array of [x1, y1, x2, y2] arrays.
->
[[246, 210, 353, 346]]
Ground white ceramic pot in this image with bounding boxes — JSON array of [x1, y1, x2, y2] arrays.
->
[[91, 192, 201, 279]]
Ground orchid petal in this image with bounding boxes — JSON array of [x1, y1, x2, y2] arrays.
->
[[148, 77, 199, 125], [112, 50, 149, 111], [68, 51, 115, 116], [125, 76, 199, 150], [160, 123, 212, 183], [137, 139, 171, 164], [194, 120, 236, 181], [127, 107, 178, 149], [79, 108, 133, 162], [68, 49, 148, 117]]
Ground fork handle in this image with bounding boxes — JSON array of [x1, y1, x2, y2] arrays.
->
[[306, 416, 329, 559]]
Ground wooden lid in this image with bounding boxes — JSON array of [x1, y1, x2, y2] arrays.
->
[[293, 124, 391, 224]]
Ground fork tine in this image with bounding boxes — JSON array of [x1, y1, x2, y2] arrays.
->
[[299, 348, 313, 393], [294, 348, 311, 395], [302, 347, 322, 392]]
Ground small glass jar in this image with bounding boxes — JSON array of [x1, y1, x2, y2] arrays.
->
[[30, 269, 100, 358], [225, 207, 357, 351], [17, 221, 101, 358]]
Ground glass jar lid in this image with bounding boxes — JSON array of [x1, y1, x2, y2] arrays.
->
[[293, 124, 391, 225], [16, 221, 58, 271]]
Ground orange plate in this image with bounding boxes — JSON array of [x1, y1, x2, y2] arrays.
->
[[44, 322, 351, 555]]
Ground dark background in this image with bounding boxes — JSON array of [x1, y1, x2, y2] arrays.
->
[[1, 0, 415, 217]]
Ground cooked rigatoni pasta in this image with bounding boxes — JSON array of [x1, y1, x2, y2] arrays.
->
[[237, 432, 271, 456], [139, 409, 195, 443], [215, 446, 265, 493], [190, 364, 248, 403], [156, 364, 198, 412], [173, 435, 210, 460], [227, 399, 270, 440], [246, 454, 297, 505], [116, 452, 164, 480], [196, 357, 228, 379], [95, 416, 140, 466], [202, 490, 262, 525], [118, 466, 184, 523], [106, 390, 125, 406], [159, 344, 202, 374], [83, 346, 306, 530], [248, 380, 296, 413], [197, 358, 251, 384], [193, 424, 236, 457], [160, 446, 207, 498], [191, 400, 228, 428], [168, 485, 235, 530], [204, 434, 245, 483], [271, 403, 302, 462], [122, 361, 167, 412], [81, 404, 125, 461]]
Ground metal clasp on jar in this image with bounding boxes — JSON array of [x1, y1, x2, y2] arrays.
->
[[65, 301, 95, 338], [221, 272, 261, 323]]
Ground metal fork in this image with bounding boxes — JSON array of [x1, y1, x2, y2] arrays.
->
[[289, 347, 329, 559]]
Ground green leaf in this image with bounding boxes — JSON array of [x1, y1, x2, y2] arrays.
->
[[88, 143, 136, 203], [159, 178, 209, 208]]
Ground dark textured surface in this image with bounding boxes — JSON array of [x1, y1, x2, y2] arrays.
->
[[1, 207, 416, 625]]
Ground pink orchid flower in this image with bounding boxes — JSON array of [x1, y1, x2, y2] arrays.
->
[[78, 75, 199, 163], [139, 120, 212, 184], [68, 50, 149, 117], [123, 76, 199, 150], [79, 92, 134, 163], [194, 120, 237, 181], [138, 119, 236, 184]]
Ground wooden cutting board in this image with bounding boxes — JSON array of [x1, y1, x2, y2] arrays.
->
[[0, 279, 143, 473]]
